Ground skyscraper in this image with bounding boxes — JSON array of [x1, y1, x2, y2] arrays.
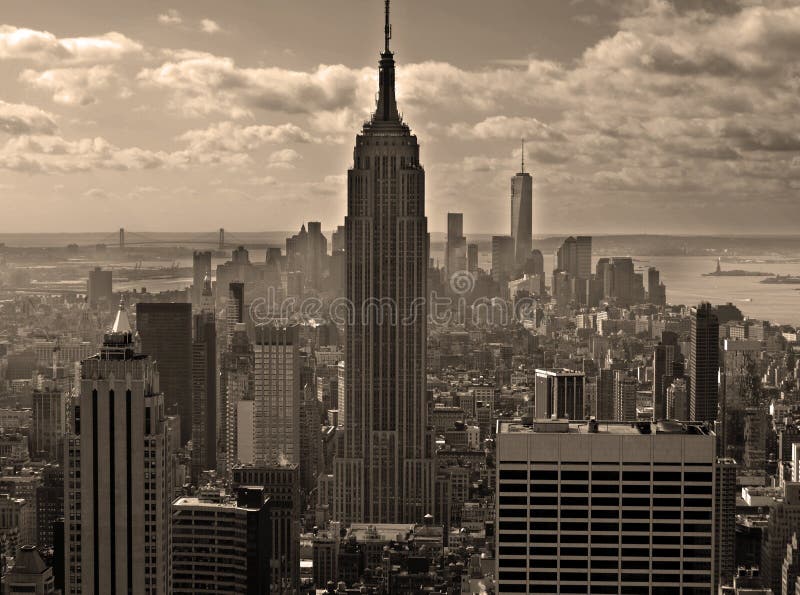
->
[[222, 322, 253, 478], [445, 212, 467, 282], [192, 251, 212, 307], [467, 243, 478, 273], [136, 302, 193, 445], [65, 301, 171, 594], [191, 276, 217, 480], [87, 267, 112, 308], [510, 143, 533, 266], [253, 324, 301, 466], [555, 236, 578, 276], [491, 235, 515, 283], [575, 235, 592, 279], [334, 1, 434, 524], [652, 331, 678, 420], [496, 419, 718, 595], [232, 466, 300, 594], [171, 487, 271, 595], [30, 382, 65, 462], [613, 370, 637, 421], [690, 302, 720, 422], [533, 368, 584, 420]]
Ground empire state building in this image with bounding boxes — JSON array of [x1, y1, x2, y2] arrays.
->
[[333, 0, 434, 524]]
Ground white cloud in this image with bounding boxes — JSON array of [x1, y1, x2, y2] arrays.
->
[[178, 121, 314, 153], [266, 148, 301, 169], [448, 116, 566, 142], [19, 66, 123, 106], [0, 100, 57, 135], [138, 53, 373, 118], [200, 19, 221, 34], [157, 10, 182, 26], [0, 25, 142, 63]]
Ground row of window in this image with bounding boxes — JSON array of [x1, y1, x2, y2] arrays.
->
[[499, 522, 712, 534], [500, 469, 712, 482], [500, 558, 710, 569], [498, 584, 710, 594], [498, 545, 710, 558]]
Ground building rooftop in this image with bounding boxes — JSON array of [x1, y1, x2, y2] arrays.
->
[[499, 419, 714, 436]]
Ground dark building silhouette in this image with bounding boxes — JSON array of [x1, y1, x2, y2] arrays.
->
[[136, 301, 193, 444], [690, 302, 720, 422], [192, 277, 217, 480], [653, 331, 679, 420], [233, 465, 300, 594], [171, 486, 271, 594], [35, 465, 64, 551], [87, 267, 112, 307]]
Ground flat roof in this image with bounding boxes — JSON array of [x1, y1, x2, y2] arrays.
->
[[499, 419, 714, 436]]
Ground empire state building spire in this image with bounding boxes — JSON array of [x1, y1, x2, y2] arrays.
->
[[375, 0, 399, 122]]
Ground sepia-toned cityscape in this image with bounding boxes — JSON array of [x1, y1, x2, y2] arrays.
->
[[1, 1, 800, 594]]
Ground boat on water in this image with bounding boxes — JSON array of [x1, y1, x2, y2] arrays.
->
[[761, 275, 800, 285]]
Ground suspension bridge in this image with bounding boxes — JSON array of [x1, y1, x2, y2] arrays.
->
[[95, 228, 265, 250]]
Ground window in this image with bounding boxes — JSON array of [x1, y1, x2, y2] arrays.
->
[[622, 470, 650, 481]]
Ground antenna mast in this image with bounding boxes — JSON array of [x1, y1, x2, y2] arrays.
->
[[385, 0, 392, 53], [521, 138, 525, 174]]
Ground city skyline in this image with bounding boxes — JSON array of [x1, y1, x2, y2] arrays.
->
[[1, 0, 799, 234], [1, 2, 800, 593]]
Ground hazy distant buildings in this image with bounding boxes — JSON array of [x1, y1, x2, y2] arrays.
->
[[523, 248, 544, 277], [286, 222, 327, 291], [331, 225, 345, 253], [65, 302, 171, 594], [690, 302, 720, 422], [648, 266, 667, 306], [192, 251, 212, 306], [334, 5, 434, 526], [136, 302, 193, 445], [467, 243, 478, 273], [491, 236, 515, 283], [555, 236, 591, 279], [445, 212, 467, 283], [87, 267, 112, 308]]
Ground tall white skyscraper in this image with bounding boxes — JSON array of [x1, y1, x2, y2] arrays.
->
[[65, 301, 172, 595]]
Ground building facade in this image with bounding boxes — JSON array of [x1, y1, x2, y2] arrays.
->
[[65, 302, 171, 594], [496, 419, 718, 594], [334, 4, 434, 525]]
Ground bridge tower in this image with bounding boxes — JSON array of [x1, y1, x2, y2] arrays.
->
[[219, 228, 224, 250], [119, 228, 125, 250]]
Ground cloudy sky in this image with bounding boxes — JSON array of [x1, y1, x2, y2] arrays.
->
[[0, 0, 798, 235]]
